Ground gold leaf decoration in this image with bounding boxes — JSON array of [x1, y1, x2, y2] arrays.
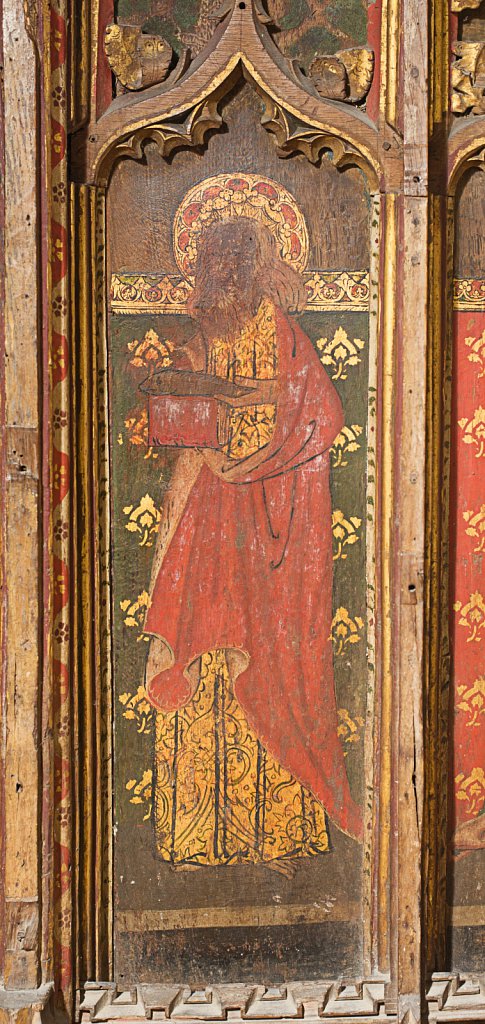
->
[[455, 767, 485, 817], [465, 329, 485, 378], [119, 687, 155, 734], [452, 0, 481, 8], [451, 41, 485, 115], [338, 48, 375, 102], [119, 590, 150, 638], [123, 493, 161, 547], [458, 406, 485, 458], [332, 509, 362, 560], [330, 424, 363, 467], [330, 607, 365, 656], [317, 328, 365, 381], [463, 503, 485, 552], [126, 770, 153, 819], [337, 708, 365, 755], [128, 328, 173, 370], [454, 591, 485, 643], [124, 407, 158, 460], [104, 23, 172, 91], [309, 48, 374, 103], [456, 677, 485, 727]]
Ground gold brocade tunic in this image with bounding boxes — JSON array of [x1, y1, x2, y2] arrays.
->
[[153, 299, 330, 867]]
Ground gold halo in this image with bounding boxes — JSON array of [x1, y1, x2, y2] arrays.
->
[[173, 172, 309, 281]]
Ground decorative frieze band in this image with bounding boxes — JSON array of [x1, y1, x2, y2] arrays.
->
[[453, 278, 485, 311], [110, 271, 371, 315], [76, 975, 485, 1024], [77, 979, 390, 1023]]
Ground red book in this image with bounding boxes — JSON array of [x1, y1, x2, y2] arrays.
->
[[140, 369, 254, 449], [148, 394, 220, 448]]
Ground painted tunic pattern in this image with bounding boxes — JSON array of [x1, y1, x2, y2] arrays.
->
[[152, 300, 330, 867]]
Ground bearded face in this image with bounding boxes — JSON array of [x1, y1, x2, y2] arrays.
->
[[187, 217, 307, 341]]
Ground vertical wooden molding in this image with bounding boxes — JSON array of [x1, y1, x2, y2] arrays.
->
[[393, 0, 432, 1021], [377, 191, 397, 980], [1, 0, 41, 993]]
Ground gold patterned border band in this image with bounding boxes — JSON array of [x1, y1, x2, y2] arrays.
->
[[110, 270, 370, 314], [453, 278, 485, 311]]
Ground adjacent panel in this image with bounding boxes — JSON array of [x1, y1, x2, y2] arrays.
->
[[449, 168, 485, 973]]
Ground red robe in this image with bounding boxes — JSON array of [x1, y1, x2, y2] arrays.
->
[[145, 308, 363, 841]]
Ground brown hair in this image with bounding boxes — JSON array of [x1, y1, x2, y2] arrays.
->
[[187, 216, 307, 340]]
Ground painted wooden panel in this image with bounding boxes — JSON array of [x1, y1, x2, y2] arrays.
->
[[107, 83, 374, 983]]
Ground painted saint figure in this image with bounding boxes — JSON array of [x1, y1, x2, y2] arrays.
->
[[143, 215, 363, 874]]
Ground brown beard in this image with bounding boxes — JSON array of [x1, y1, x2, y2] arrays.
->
[[186, 216, 308, 341]]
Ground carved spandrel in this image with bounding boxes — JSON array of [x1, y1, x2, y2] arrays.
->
[[452, 41, 485, 114], [104, 23, 173, 90], [309, 49, 374, 104]]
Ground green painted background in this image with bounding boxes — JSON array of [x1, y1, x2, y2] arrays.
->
[[114, 0, 368, 63]]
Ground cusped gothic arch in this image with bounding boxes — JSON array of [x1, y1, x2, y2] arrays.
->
[[71, 0, 395, 191]]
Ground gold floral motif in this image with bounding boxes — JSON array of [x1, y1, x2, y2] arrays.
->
[[465, 330, 485, 378], [124, 407, 159, 460], [119, 590, 150, 639], [453, 277, 485, 311], [455, 767, 485, 817], [123, 494, 161, 547], [126, 770, 153, 820], [332, 509, 362, 560], [119, 688, 155, 734], [454, 591, 485, 643], [456, 677, 485, 728], [128, 328, 173, 370], [337, 708, 365, 755], [463, 504, 485, 552], [458, 406, 485, 458], [330, 424, 363, 467], [330, 607, 365, 656], [316, 327, 365, 381], [153, 650, 329, 867]]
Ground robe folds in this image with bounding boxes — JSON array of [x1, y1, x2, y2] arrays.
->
[[145, 307, 364, 842]]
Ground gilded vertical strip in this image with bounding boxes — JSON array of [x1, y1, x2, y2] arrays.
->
[[380, 0, 400, 127], [92, 188, 113, 978]]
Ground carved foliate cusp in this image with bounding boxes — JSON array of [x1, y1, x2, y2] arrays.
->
[[104, 23, 172, 91], [451, 0, 482, 9], [309, 48, 374, 104], [452, 41, 485, 114]]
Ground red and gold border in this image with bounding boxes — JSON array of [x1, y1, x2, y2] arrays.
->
[[453, 277, 485, 311], [110, 270, 371, 315]]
